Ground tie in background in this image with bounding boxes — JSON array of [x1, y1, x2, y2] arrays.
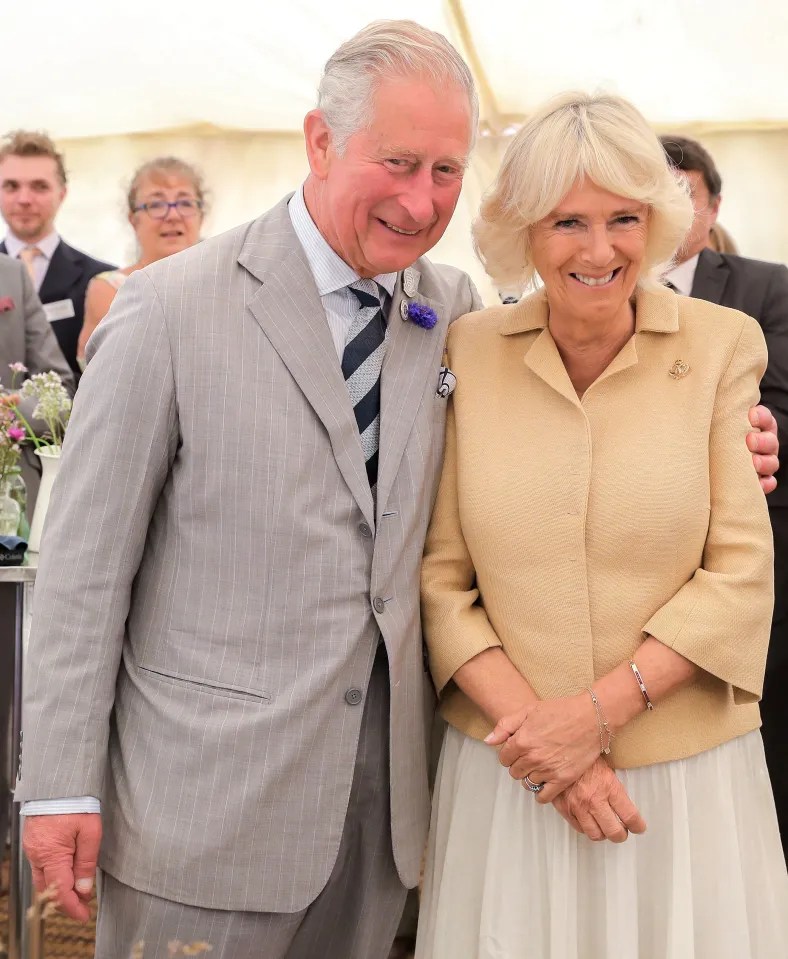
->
[[18, 246, 42, 282], [343, 280, 387, 489]]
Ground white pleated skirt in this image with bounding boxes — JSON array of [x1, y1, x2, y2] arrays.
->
[[416, 726, 788, 959]]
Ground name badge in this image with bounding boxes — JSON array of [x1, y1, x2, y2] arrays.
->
[[44, 299, 75, 323]]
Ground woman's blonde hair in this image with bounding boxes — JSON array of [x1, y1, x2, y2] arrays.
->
[[473, 92, 694, 293]]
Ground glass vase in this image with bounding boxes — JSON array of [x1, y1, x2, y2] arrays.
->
[[0, 476, 22, 536], [5, 466, 29, 539]]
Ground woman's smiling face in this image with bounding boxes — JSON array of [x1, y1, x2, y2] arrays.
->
[[530, 178, 649, 325]]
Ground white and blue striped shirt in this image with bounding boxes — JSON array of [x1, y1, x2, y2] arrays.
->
[[287, 186, 397, 358]]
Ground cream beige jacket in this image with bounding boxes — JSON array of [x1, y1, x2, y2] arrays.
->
[[422, 287, 773, 768]]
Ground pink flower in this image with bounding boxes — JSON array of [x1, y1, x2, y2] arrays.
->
[[8, 362, 27, 374], [0, 297, 14, 313], [8, 427, 26, 442]]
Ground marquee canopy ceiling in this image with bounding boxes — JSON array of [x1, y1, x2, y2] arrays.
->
[[5, 0, 787, 140]]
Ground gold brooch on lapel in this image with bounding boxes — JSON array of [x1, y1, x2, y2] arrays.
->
[[668, 359, 691, 380]]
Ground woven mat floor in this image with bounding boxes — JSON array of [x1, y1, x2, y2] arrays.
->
[[0, 852, 97, 958]]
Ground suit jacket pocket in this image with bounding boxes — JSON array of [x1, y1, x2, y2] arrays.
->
[[135, 625, 272, 702], [135, 664, 271, 703]]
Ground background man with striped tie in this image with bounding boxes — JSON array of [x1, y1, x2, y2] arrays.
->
[[16, 19, 780, 959]]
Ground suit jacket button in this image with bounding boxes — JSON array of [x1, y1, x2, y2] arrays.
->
[[345, 688, 363, 706], [372, 596, 386, 614], [358, 522, 373, 538]]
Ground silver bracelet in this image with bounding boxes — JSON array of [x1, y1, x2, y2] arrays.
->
[[629, 660, 654, 711], [586, 687, 612, 755]]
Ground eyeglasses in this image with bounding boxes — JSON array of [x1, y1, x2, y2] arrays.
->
[[133, 199, 203, 219]]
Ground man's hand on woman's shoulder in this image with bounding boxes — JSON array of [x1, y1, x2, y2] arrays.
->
[[748, 405, 780, 493]]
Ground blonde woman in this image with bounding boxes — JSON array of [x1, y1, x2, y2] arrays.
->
[[417, 92, 788, 957], [77, 156, 205, 367]]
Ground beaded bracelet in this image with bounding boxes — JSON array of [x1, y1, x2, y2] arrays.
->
[[586, 687, 612, 755], [629, 660, 654, 711]]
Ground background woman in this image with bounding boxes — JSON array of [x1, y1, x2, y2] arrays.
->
[[77, 156, 205, 366], [417, 92, 788, 958]]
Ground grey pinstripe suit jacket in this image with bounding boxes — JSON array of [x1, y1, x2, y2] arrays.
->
[[16, 198, 482, 912]]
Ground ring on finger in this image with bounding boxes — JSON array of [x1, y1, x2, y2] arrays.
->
[[523, 774, 545, 793]]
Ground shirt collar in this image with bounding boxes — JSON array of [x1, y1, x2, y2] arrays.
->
[[4, 230, 60, 261], [663, 253, 700, 297], [288, 186, 397, 299]]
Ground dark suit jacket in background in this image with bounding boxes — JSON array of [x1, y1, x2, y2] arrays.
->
[[691, 248, 788, 508], [691, 248, 788, 856], [0, 238, 115, 381]]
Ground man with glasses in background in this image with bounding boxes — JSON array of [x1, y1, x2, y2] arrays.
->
[[0, 130, 115, 381]]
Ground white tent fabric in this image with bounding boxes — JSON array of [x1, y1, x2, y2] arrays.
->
[[2, 0, 787, 303]]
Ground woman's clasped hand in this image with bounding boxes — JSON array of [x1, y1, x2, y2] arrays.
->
[[484, 694, 647, 841]]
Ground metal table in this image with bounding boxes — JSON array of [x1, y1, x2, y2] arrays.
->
[[1, 560, 37, 959]]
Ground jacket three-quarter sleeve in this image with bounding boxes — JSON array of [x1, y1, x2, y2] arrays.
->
[[642, 316, 773, 702]]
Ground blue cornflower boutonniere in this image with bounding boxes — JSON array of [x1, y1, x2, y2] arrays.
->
[[405, 301, 438, 330]]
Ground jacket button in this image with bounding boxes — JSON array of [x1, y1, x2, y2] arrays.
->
[[372, 596, 386, 614], [358, 522, 373, 538], [345, 688, 363, 706]]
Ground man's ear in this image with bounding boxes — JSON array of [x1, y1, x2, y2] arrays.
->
[[304, 110, 333, 180]]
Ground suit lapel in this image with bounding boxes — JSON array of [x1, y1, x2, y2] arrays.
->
[[39, 241, 83, 302], [239, 202, 375, 527], [376, 268, 446, 522], [690, 249, 729, 305]]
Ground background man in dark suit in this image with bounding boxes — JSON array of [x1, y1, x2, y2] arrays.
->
[[0, 130, 115, 380], [662, 133, 788, 859]]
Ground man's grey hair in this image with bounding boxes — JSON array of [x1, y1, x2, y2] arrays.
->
[[318, 20, 479, 154]]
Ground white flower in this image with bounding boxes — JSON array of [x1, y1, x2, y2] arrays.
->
[[19, 371, 71, 446]]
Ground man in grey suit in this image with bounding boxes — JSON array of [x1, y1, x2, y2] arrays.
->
[[18, 21, 481, 958], [662, 134, 788, 859]]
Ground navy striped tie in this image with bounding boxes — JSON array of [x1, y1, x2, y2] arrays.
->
[[343, 281, 387, 488]]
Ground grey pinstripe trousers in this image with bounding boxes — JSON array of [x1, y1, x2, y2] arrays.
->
[[95, 647, 407, 958]]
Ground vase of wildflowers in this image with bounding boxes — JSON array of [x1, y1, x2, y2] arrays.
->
[[13, 370, 72, 553]]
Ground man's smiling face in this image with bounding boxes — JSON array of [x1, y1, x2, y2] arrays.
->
[[305, 75, 473, 277]]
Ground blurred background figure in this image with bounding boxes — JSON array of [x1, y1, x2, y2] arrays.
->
[[661, 132, 788, 861], [0, 252, 73, 866], [0, 131, 115, 381], [708, 222, 740, 255], [77, 156, 206, 367]]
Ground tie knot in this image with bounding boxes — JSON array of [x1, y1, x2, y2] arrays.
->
[[349, 281, 381, 310], [18, 246, 42, 282]]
